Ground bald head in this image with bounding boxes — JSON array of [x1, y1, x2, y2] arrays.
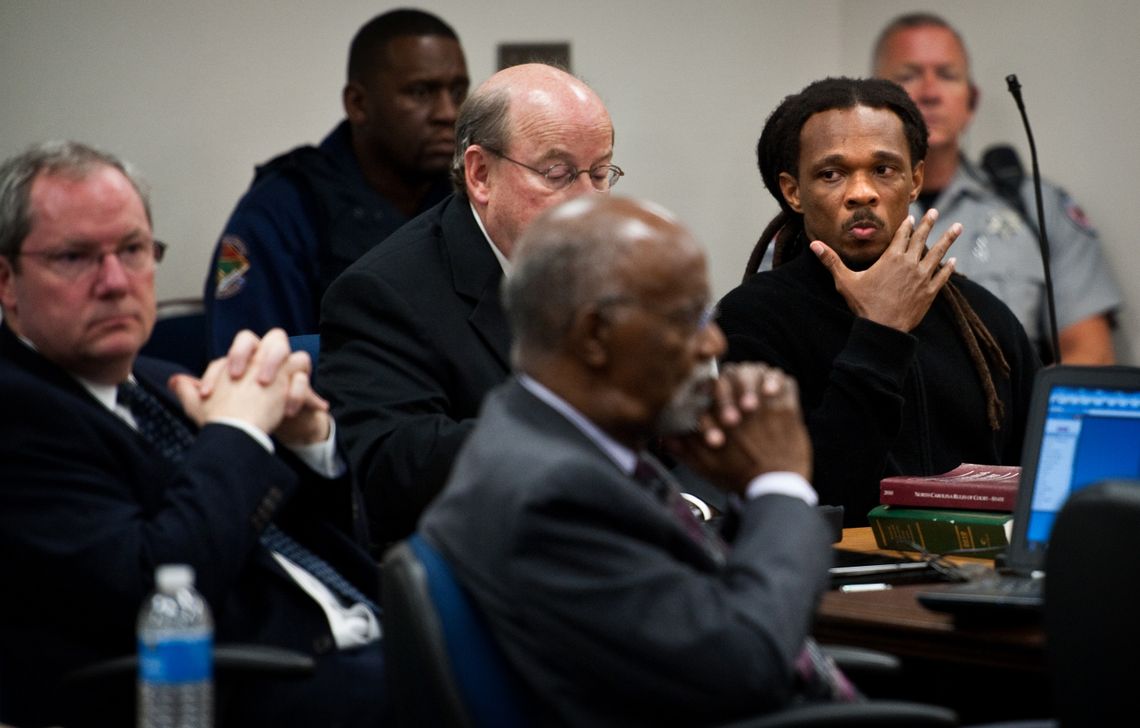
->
[[452, 64, 616, 259], [486, 63, 609, 138], [504, 195, 723, 442], [504, 195, 703, 366], [451, 64, 611, 192]]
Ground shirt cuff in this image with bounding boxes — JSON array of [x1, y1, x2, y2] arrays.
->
[[284, 418, 346, 478], [206, 417, 345, 478], [745, 472, 817, 506]]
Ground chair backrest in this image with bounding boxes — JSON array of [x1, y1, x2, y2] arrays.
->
[[289, 334, 320, 386], [140, 298, 207, 374], [1045, 479, 1140, 726], [380, 538, 965, 728], [381, 534, 535, 728], [288, 334, 321, 363]]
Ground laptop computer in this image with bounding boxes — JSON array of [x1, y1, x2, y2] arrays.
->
[[917, 364, 1140, 616]]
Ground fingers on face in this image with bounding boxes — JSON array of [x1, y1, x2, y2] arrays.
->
[[809, 240, 843, 273], [892, 215, 917, 255], [930, 222, 962, 259], [931, 259, 956, 291], [917, 222, 961, 286]]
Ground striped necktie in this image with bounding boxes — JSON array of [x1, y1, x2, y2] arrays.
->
[[117, 379, 379, 614]]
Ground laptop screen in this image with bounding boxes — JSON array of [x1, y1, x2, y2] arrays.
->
[[1019, 369, 1140, 560]]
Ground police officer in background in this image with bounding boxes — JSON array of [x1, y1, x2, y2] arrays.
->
[[873, 12, 1121, 365], [203, 9, 469, 356]]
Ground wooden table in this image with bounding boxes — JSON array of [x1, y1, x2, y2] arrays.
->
[[814, 528, 1051, 722]]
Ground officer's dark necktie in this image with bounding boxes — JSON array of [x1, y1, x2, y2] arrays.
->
[[116, 379, 380, 615], [632, 452, 860, 704]]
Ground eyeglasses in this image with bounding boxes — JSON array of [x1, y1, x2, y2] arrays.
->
[[18, 239, 167, 281], [483, 147, 623, 191]]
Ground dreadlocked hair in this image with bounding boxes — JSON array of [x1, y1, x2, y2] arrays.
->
[[941, 283, 1011, 429], [741, 211, 803, 282], [746, 77, 1011, 430]]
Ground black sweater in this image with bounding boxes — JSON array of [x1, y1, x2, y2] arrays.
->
[[718, 251, 1040, 527]]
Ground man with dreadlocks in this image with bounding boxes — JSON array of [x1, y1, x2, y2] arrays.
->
[[718, 77, 1040, 527]]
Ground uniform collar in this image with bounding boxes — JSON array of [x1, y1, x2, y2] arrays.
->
[[931, 154, 993, 208]]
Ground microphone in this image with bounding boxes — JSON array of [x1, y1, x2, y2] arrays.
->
[[1004, 74, 1061, 365]]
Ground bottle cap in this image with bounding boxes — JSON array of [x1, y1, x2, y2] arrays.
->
[[155, 564, 195, 594]]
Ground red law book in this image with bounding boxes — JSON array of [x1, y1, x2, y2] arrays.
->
[[879, 463, 1021, 512]]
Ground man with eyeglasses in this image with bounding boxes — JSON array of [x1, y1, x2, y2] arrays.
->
[[0, 141, 389, 727], [319, 62, 620, 549]]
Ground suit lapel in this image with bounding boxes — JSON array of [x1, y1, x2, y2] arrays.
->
[[502, 380, 725, 570], [441, 199, 512, 370]]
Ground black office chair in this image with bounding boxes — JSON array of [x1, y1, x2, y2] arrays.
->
[[1045, 479, 1140, 727], [381, 534, 959, 728], [140, 297, 208, 374]]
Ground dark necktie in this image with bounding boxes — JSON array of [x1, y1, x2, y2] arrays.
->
[[632, 452, 860, 704], [633, 454, 726, 561], [117, 379, 195, 461], [116, 379, 380, 615]]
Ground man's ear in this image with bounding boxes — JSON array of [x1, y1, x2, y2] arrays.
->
[[465, 145, 493, 206], [778, 172, 803, 213], [571, 305, 612, 369], [910, 159, 925, 202], [342, 82, 367, 126]]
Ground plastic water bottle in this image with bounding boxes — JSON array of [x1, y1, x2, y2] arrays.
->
[[137, 564, 214, 728]]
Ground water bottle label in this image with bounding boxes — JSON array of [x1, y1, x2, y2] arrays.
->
[[138, 636, 213, 683]]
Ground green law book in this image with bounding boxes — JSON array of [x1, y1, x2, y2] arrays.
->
[[867, 504, 1012, 556]]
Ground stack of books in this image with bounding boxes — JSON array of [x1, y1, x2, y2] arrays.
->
[[868, 463, 1020, 556]]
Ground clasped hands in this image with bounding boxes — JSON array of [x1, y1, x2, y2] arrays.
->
[[169, 328, 330, 447], [665, 362, 813, 496], [811, 208, 962, 332]]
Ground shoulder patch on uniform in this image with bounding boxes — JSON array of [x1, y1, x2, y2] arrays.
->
[[214, 235, 251, 300], [1062, 195, 1096, 234]]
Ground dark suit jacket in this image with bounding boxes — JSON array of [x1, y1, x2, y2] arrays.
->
[[420, 379, 835, 727], [319, 194, 511, 548], [0, 323, 378, 728]]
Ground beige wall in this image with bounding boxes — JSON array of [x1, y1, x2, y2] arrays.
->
[[2, 0, 1136, 361]]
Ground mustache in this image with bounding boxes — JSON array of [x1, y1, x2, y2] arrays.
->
[[843, 208, 886, 232]]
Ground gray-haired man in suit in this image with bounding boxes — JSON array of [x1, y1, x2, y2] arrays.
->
[[0, 141, 385, 728], [420, 195, 841, 725]]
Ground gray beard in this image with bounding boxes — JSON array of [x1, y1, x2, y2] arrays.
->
[[654, 359, 718, 436]]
